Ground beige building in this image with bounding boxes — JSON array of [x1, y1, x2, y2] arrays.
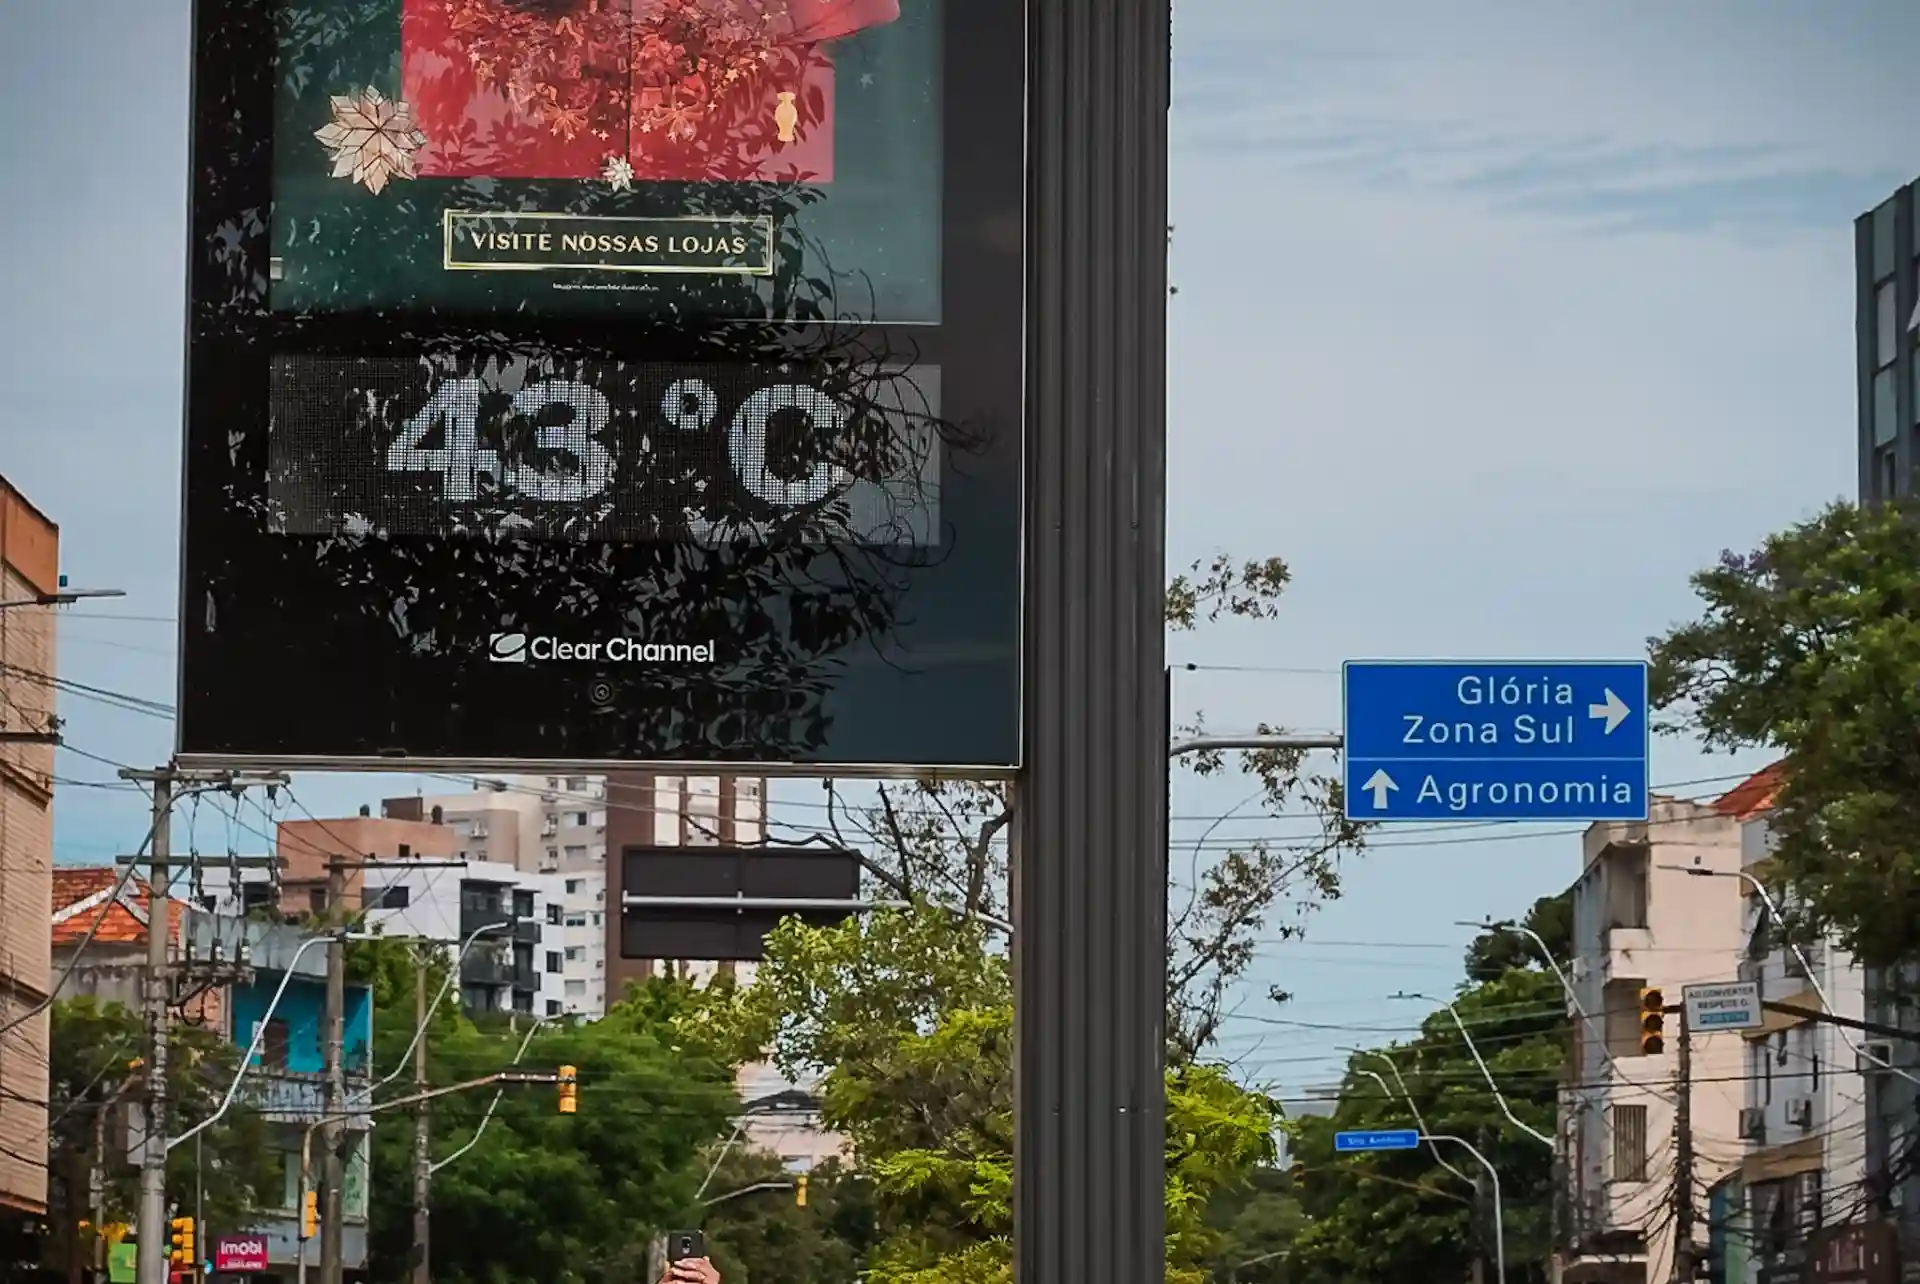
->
[[0, 477, 56, 1221], [1559, 795, 1747, 1284]]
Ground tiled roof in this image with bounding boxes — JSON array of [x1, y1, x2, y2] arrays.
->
[[1716, 762, 1785, 820], [50, 867, 182, 947]]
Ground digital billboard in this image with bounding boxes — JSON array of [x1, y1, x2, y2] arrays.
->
[[178, 0, 1023, 771]]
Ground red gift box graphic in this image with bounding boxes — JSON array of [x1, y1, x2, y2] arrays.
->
[[402, 0, 900, 183]]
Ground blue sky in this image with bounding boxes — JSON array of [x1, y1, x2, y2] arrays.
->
[[3, 0, 1914, 1095]]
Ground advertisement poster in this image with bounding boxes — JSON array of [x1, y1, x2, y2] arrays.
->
[[272, 0, 943, 323]]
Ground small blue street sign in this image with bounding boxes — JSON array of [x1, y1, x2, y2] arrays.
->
[[1342, 660, 1651, 823], [1334, 1129, 1421, 1153]]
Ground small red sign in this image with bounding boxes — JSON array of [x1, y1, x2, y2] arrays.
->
[[214, 1236, 269, 1273]]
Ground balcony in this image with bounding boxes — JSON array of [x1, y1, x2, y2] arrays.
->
[[461, 950, 515, 986], [459, 905, 514, 940], [513, 918, 541, 945]]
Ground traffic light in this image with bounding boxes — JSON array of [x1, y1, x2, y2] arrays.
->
[[301, 1190, 318, 1240], [168, 1216, 194, 1265], [558, 1064, 578, 1114], [1639, 987, 1666, 1056], [795, 1174, 808, 1208]]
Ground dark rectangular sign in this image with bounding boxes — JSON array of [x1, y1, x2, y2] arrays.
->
[[619, 845, 860, 961], [177, 0, 1023, 773]]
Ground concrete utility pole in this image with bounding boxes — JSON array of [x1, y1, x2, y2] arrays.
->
[[135, 773, 172, 1284], [1671, 1005, 1695, 1284], [410, 955, 432, 1284], [319, 857, 348, 1284]]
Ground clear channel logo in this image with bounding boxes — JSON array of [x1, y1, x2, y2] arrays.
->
[[487, 632, 715, 664]]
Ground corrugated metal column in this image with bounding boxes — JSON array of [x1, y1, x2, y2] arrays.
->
[[1013, 0, 1171, 1279]]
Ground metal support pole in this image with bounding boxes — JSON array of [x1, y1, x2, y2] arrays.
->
[[319, 858, 347, 1284], [1426, 1134, 1505, 1284], [135, 772, 172, 1284], [410, 958, 431, 1284], [1671, 1007, 1695, 1284], [1013, 0, 1170, 1279]]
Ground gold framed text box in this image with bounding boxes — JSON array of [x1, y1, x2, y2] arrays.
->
[[441, 210, 778, 276]]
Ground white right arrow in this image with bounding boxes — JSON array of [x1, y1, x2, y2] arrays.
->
[[1587, 688, 1631, 735], [1362, 769, 1398, 811]]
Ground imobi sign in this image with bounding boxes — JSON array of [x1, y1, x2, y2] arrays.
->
[[215, 1235, 270, 1273]]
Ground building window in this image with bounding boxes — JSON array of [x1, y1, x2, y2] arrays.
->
[[1604, 849, 1648, 929], [546, 904, 563, 925], [590, 912, 603, 927], [564, 979, 587, 996], [546, 951, 562, 974], [1879, 446, 1900, 499], [565, 879, 583, 895], [512, 991, 533, 1014], [569, 812, 589, 826], [565, 914, 588, 928], [1875, 368, 1898, 446], [565, 946, 584, 962], [512, 890, 534, 919], [397, 842, 411, 859], [1610, 1104, 1648, 1182], [564, 846, 587, 862], [1874, 200, 1898, 281], [366, 884, 410, 911], [546, 1000, 562, 1016], [1879, 281, 1900, 367], [255, 1019, 291, 1070], [309, 888, 327, 914]]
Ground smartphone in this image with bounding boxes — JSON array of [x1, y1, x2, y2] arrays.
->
[[666, 1230, 706, 1263]]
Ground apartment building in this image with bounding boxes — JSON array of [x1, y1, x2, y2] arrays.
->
[[360, 856, 568, 1018], [0, 476, 56, 1226], [403, 777, 612, 1016], [1711, 765, 1873, 1284], [1559, 796, 1746, 1284]]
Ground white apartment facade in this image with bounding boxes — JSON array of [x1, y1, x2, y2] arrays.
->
[[1719, 764, 1870, 1284], [410, 777, 612, 1017], [361, 856, 569, 1019], [1559, 796, 1747, 1284]]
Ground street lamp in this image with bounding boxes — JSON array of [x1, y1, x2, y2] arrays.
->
[[1659, 861, 1920, 1088], [0, 585, 126, 609]]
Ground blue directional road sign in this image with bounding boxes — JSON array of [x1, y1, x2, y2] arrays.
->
[[1334, 1129, 1421, 1153], [1343, 660, 1650, 823]]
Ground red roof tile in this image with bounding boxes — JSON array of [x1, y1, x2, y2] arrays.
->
[[50, 868, 183, 947], [1716, 762, 1785, 820]]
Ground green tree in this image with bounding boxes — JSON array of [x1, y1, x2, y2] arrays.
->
[[1283, 968, 1564, 1284], [698, 1151, 875, 1284], [350, 940, 738, 1284], [44, 996, 278, 1275], [687, 905, 1283, 1284], [1647, 499, 1920, 967], [1463, 890, 1574, 984]]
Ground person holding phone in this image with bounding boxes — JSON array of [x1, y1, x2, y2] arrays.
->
[[659, 1258, 720, 1284]]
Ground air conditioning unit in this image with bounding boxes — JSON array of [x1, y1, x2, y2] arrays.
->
[[1738, 1107, 1766, 1141], [1786, 1097, 1814, 1130], [470, 824, 489, 839]]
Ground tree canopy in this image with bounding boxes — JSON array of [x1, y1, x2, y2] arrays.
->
[[1648, 499, 1920, 967], [351, 940, 739, 1284], [44, 996, 279, 1276]]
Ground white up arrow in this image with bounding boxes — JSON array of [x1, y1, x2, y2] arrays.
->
[[1362, 769, 1398, 810], [1588, 688, 1631, 735]]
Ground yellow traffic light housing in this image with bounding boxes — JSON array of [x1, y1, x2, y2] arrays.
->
[[168, 1216, 194, 1264], [301, 1190, 319, 1240], [558, 1064, 578, 1114], [795, 1174, 808, 1207], [1639, 987, 1666, 1056]]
